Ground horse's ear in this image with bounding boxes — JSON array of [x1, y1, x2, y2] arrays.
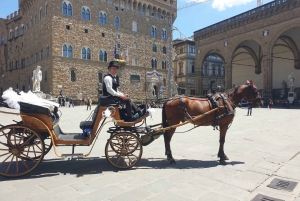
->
[[249, 80, 254, 87]]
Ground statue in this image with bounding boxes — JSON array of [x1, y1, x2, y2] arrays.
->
[[32, 66, 42, 92], [148, 82, 156, 99], [77, 88, 82, 100], [287, 72, 295, 92]]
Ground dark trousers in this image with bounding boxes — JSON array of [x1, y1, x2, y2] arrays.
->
[[247, 108, 252, 116], [113, 96, 138, 118]]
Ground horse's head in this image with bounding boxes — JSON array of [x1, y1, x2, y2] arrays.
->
[[245, 80, 263, 107]]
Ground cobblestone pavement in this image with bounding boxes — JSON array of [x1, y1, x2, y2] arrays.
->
[[0, 105, 300, 201]]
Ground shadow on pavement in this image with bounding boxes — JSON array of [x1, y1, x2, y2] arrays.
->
[[0, 157, 244, 181]]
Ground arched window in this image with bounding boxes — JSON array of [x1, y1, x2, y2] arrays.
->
[[82, 7, 90, 20], [115, 17, 120, 28], [9, 30, 13, 39], [133, 42, 137, 49], [162, 60, 167, 69], [63, 44, 73, 57], [15, 27, 19, 38], [132, 21, 137, 32], [82, 47, 91, 59], [99, 49, 107, 61], [20, 25, 24, 35], [71, 70, 76, 82], [151, 26, 157, 37], [99, 12, 107, 24], [162, 47, 166, 54], [39, 8, 43, 19], [151, 58, 157, 69], [132, 56, 138, 66], [152, 44, 157, 52], [45, 3, 49, 15], [161, 29, 167, 40], [62, 1, 72, 16]]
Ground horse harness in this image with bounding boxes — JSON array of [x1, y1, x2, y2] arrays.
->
[[206, 93, 235, 130], [167, 93, 236, 132]]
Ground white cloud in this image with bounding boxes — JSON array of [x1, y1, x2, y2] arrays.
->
[[211, 0, 254, 11]]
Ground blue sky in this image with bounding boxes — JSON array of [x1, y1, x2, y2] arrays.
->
[[0, 0, 274, 39]]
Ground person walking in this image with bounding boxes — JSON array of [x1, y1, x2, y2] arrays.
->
[[268, 99, 273, 110], [69, 98, 74, 108], [247, 102, 253, 116], [86, 98, 92, 110]]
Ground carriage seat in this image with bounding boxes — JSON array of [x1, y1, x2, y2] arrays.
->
[[80, 106, 99, 130], [19, 102, 59, 124], [98, 97, 118, 106]]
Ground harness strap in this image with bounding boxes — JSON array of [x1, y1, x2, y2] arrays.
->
[[179, 97, 195, 125]]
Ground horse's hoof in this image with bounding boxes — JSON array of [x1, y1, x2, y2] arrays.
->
[[219, 160, 227, 165], [223, 156, 229, 160], [170, 159, 176, 164]]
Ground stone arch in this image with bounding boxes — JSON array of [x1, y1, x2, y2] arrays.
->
[[267, 24, 300, 69], [230, 39, 264, 89]]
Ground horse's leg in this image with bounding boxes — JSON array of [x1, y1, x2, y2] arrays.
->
[[164, 128, 176, 164], [217, 125, 229, 164]]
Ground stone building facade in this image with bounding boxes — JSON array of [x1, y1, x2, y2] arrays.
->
[[194, 0, 300, 99], [0, 0, 177, 101], [173, 39, 225, 96]]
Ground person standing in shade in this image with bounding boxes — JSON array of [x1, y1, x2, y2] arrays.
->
[[247, 102, 252, 116], [86, 98, 92, 110], [103, 61, 140, 121], [69, 98, 74, 108], [268, 99, 273, 110]]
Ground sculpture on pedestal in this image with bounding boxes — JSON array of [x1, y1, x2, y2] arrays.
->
[[287, 72, 295, 92], [32, 66, 42, 92]]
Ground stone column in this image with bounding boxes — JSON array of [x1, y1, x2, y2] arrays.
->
[[262, 57, 273, 99], [224, 62, 232, 90]]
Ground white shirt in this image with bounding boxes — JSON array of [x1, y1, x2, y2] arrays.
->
[[103, 73, 123, 97]]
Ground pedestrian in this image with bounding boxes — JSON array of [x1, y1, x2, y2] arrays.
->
[[62, 98, 65, 107], [86, 97, 92, 110], [268, 99, 273, 110], [286, 99, 290, 109], [65, 96, 69, 108], [69, 98, 74, 108], [247, 102, 252, 116]]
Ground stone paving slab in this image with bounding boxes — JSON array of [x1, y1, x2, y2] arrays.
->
[[0, 105, 300, 201]]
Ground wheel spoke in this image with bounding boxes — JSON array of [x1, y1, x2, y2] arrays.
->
[[0, 141, 10, 148], [21, 157, 30, 170], [6, 155, 14, 174], [0, 152, 11, 157], [1, 130, 13, 146], [19, 134, 36, 149], [0, 153, 13, 166], [20, 153, 37, 162], [116, 155, 122, 165], [17, 130, 26, 146], [15, 156, 19, 174]]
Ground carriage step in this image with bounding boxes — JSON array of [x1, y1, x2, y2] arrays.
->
[[61, 153, 84, 158]]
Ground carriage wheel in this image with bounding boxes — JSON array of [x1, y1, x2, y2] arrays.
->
[[8, 130, 52, 160], [0, 125, 45, 178], [105, 132, 142, 169]]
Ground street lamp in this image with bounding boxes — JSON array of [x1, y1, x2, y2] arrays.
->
[[167, 0, 175, 98]]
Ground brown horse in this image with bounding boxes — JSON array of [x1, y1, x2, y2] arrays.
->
[[162, 80, 262, 164]]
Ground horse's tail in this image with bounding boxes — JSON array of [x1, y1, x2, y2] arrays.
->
[[162, 101, 168, 128]]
